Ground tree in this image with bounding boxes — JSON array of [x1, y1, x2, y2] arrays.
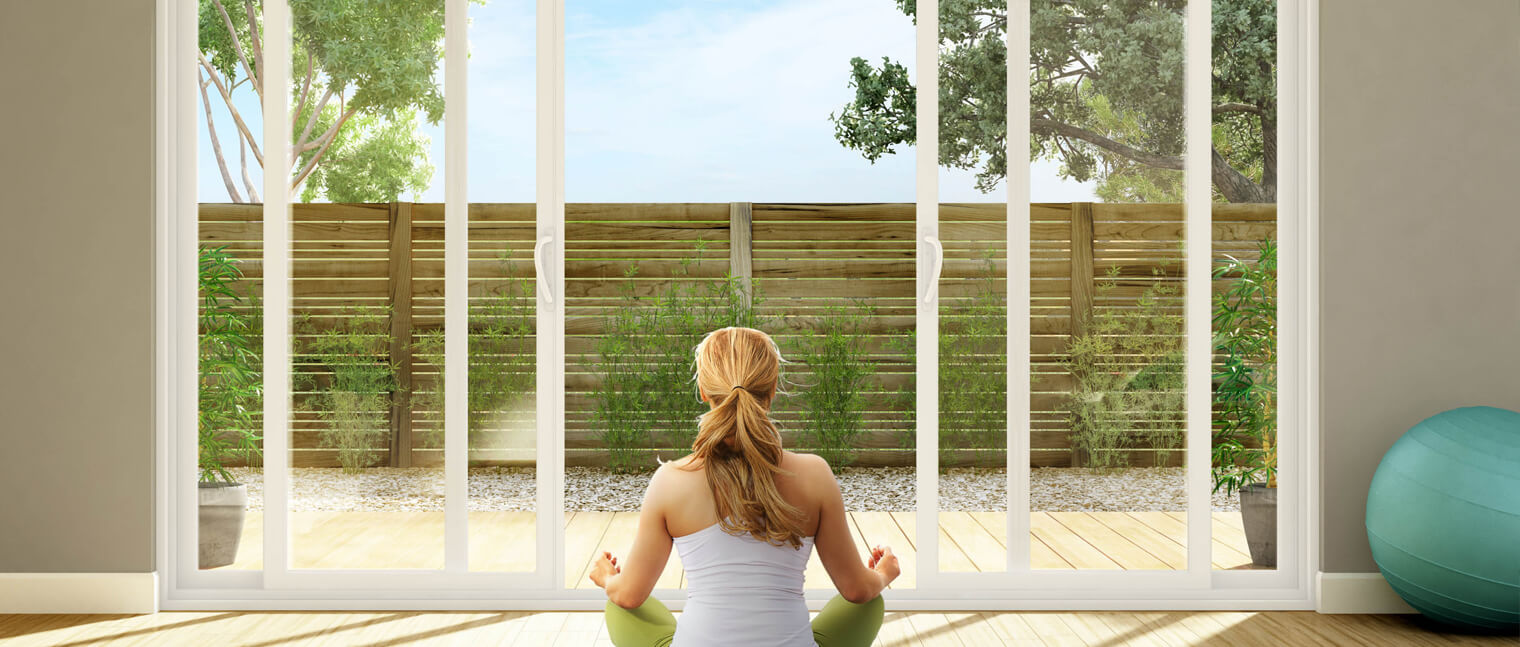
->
[[197, 0, 448, 203], [831, 0, 1277, 203]]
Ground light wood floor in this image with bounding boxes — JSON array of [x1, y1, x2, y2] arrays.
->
[[2, 611, 1512, 646], [223, 510, 1263, 583]]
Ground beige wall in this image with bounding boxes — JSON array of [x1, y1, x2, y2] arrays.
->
[[1319, 0, 1520, 573], [0, 0, 155, 572], [1, 0, 1515, 578]]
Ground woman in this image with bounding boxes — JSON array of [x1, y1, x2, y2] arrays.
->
[[590, 326, 899, 647]]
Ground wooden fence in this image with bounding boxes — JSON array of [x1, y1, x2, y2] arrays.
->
[[200, 202, 1275, 469]]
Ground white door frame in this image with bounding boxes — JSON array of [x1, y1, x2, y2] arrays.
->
[[155, 0, 1320, 610]]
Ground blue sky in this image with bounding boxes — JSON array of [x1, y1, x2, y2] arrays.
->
[[197, 0, 1097, 204]]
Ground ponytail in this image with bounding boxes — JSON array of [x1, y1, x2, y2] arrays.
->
[[685, 327, 807, 548]]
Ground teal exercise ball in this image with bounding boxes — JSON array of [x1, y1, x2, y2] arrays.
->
[[1365, 406, 1520, 632]]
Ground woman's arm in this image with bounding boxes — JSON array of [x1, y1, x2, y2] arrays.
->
[[809, 455, 900, 603], [590, 464, 675, 609]]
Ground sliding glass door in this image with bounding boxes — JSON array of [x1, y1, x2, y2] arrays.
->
[[560, 0, 919, 595], [177, 0, 1303, 605]]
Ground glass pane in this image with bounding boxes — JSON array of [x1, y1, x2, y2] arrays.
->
[[197, 0, 265, 572], [1211, 0, 1278, 572], [467, 0, 538, 572], [937, 0, 1009, 573], [286, 0, 448, 570], [565, 0, 916, 592], [1029, 0, 1187, 571]]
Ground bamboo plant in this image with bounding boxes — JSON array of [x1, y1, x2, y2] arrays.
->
[[1211, 240, 1278, 495], [198, 245, 263, 483]]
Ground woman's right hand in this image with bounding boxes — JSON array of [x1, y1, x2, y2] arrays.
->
[[868, 545, 900, 586]]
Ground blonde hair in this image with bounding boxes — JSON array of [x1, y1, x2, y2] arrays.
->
[[683, 327, 807, 548]]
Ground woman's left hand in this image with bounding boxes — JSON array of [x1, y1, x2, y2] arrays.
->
[[589, 551, 621, 589]]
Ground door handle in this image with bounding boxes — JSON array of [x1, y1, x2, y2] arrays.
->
[[533, 233, 554, 306], [923, 235, 943, 304]]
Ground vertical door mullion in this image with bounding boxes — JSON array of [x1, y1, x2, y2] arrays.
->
[[1005, 0, 1033, 574], [914, 0, 940, 589], [261, 0, 292, 586], [444, 0, 469, 575], [537, 0, 566, 590], [1273, 0, 1302, 585], [1184, 0, 1213, 578]]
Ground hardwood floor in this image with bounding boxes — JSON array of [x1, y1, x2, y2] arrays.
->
[[220, 510, 1263, 580], [1, 611, 1513, 646]]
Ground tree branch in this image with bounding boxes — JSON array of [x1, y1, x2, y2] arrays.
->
[[244, 0, 263, 93], [293, 51, 314, 131], [291, 106, 359, 191], [1213, 102, 1262, 114], [1032, 117, 1183, 170], [210, 0, 260, 103], [293, 86, 336, 164], [1211, 145, 1268, 203], [1260, 113, 1278, 201], [199, 70, 244, 203], [198, 55, 263, 166], [240, 132, 261, 203]]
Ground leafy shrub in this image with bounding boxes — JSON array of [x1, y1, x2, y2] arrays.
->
[[939, 249, 1008, 463], [198, 245, 263, 482], [295, 308, 396, 473], [789, 300, 877, 467], [1063, 266, 1185, 471], [412, 251, 537, 450], [1212, 240, 1277, 495], [883, 248, 1009, 464], [591, 240, 766, 473]]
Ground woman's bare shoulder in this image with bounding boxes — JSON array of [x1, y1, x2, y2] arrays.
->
[[781, 451, 835, 481]]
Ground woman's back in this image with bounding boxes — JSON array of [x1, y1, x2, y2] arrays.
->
[[673, 521, 815, 645], [662, 452, 824, 646]]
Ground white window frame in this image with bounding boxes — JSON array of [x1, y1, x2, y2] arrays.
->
[[154, 0, 1320, 610]]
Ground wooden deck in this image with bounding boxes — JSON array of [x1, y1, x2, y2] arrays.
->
[[223, 511, 1261, 578]]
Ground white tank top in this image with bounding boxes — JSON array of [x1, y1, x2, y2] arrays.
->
[[672, 522, 817, 647]]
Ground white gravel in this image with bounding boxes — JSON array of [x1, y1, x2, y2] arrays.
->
[[231, 466, 1242, 513]]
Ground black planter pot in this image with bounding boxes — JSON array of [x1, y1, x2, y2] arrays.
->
[[1239, 483, 1277, 568]]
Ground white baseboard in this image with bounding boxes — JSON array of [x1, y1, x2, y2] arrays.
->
[[1317, 572, 1417, 614], [0, 572, 158, 614]]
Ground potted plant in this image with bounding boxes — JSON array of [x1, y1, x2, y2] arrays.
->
[[1211, 240, 1277, 567], [198, 246, 262, 569]]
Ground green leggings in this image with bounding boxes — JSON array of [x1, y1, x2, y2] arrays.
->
[[604, 594, 885, 647]]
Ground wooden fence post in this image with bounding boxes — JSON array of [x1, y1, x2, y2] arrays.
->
[[1068, 202, 1095, 467], [729, 202, 754, 308], [388, 202, 414, 468]]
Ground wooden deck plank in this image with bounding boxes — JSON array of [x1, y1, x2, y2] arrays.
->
[[936, 522, 981, 573], [469, 511, 537, 572], [1031, 512, 1123, 570], [295, 511, 445, 570], [1048, 512, 1170, 570], [564, 511, 614, 588], [940, 511, 1006, 572], [852, 511, 917, 588], [889, 511, 919, 548], [1082, 511, 1187, 570]]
